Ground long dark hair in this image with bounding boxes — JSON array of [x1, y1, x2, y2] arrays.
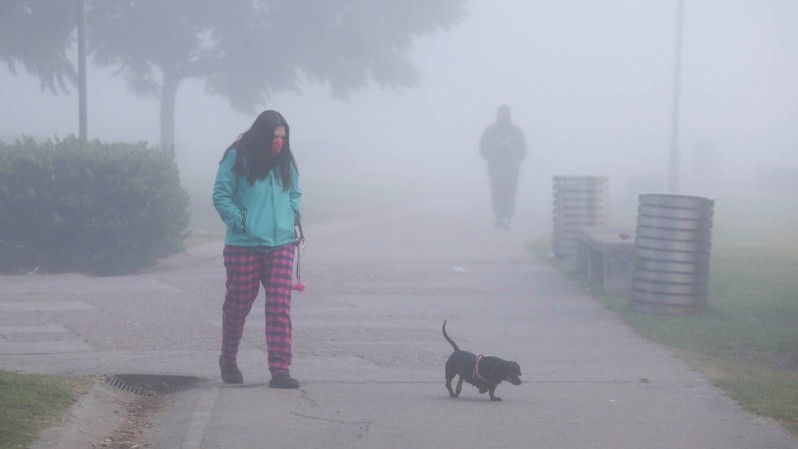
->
[[220, 110, 298, 187]]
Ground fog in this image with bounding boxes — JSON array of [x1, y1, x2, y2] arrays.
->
[[2, 0, 797, 232]]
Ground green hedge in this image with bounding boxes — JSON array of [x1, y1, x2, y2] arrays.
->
[[0, 136, 189, 275]]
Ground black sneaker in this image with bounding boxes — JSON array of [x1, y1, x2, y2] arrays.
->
[[269, 371, 300, 389], [219, 355, 243, 384]]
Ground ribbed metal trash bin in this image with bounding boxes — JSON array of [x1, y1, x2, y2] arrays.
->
[[630, 194, 714, 314], [551, 176, 608, 259]]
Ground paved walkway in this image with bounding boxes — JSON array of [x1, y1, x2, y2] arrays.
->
[[2, 195, 796, 448]]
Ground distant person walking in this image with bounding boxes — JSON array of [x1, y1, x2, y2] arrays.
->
[[213, 110, 303, 388], [480, 105, 527, 230]]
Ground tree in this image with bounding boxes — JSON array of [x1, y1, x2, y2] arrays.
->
[[87, 0, 467, 152]]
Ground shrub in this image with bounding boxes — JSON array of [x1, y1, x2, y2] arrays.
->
[[0, 136, 189, 275]]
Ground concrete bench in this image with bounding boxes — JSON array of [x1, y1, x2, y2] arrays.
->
[[574, 226, 636, 296]]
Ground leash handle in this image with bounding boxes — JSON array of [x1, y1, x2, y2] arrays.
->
[[292, 211, 307, 291], [294, 212, 305, 249]]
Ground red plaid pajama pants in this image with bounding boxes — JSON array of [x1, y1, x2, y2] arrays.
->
[[221, 245, 295, 374]]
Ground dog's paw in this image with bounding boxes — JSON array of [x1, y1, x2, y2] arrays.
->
[[490, 396, 502, 401], [447, 386, 458, 398]]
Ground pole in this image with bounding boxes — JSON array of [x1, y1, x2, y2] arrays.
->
[[77, 0, 87, 141], [668, 0, 684, 193]]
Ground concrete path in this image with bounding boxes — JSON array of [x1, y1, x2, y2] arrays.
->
[[2, 196, 796, 448]]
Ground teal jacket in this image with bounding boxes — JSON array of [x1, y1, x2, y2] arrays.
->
[[213, 149, 302, 248]]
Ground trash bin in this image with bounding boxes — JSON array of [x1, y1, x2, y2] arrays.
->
[[551, 176, 608, 259], [630, 193, 714, 314]]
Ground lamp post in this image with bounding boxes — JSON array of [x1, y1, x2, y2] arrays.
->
[[668, 0, 684, 193], [77, 0, 87, 141]]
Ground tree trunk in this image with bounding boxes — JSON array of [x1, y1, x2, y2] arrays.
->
[[159, 69, 181, 153]]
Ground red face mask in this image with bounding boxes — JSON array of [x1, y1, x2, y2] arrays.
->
[[272, 139, 284, 156]]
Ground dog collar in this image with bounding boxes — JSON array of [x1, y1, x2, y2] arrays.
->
[[473, 354, 498, 387]]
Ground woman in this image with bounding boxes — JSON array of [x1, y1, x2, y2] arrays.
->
[[212, 110, 302, 388]]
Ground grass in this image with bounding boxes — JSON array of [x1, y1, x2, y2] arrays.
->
[[0, 371, 92, 449], [527, 197, 798, 438]]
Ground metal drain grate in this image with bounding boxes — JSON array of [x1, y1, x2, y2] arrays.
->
[[102, 374, 204, 396]]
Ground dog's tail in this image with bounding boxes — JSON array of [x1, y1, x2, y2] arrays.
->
[[442, 320, 460, 352]]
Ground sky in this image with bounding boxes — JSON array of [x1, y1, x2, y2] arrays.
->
[[2, 0, 797, 210]]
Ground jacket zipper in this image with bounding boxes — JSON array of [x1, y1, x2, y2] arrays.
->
[[271, 171, 278, 242]]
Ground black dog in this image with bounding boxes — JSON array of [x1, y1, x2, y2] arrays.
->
[[443, 320, 522, 401]]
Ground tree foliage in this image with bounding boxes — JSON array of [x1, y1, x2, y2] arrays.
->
[[3, 0, 467, 150], [89, 0, 466, 111], [0, 0, 77, 93]]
